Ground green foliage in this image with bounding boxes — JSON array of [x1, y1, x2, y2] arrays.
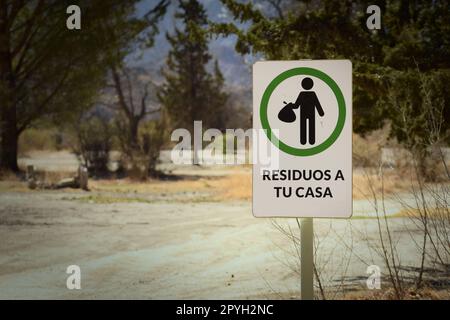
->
[[18, 128, 64, 154], [0, 0, 158, 171], [72, 115, 113, 177], [209, 60, 229, 129], [158, 0, 228, 134], [6, 1, 145, 129], [213, 0, 450, 136], [385, 69, 450, 148], [118, 119, 165, 180], [104, 0, 169, 66], [139, 120, 165, 174]]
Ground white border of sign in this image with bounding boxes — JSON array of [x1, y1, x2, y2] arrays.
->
[[252, 60, 353, 218]]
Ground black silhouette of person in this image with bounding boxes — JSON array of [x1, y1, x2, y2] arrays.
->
[[293, 77, 325, 145]]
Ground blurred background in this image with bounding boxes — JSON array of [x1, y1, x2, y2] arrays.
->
[[0, 0, 449, 299]]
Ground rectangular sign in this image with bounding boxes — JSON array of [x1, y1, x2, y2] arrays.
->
[[252, 60, 352, 218]]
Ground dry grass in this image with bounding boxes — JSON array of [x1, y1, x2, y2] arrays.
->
[[35, 170, 77, 184], [89, 172, 252, 202], [0, 170, 27, 192], [394, 207, 449, 219], [90, 170, 416, 202], [89, 177, 216, 194], [0, 180, 29, 192], [0, 170, 20, 181], [209, 173, 252, 201], [210, 170, 418, 202], [342, 286, 450, 300], [209, 171, 415, 202], [18, 127, 64, 155], [0, 169, 81, 192], [0, 168, 419, 202], [352, 170, 422, 200], [352, 124, 390, 167]]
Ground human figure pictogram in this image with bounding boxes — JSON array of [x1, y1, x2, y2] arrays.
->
[[292, 77, 325, 145]]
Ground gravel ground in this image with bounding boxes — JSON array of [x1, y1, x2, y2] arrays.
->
[[0, 151, 444, 299], [0, 189, 429, 299]]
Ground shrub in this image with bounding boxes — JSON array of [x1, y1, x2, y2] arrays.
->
[[353, 124, 390, 167], [18, 128, 62, 154], [118, 119, 165, 180], [72, 116, 112, 177]]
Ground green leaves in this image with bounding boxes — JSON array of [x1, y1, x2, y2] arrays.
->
[[159, 0, 228, 133], [214, 0, 449, 138]]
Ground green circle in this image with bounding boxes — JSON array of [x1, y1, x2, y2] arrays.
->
[[260, 67, 346, 156]]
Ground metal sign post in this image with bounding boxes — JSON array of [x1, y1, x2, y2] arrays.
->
[[301, 218, 314, 300]]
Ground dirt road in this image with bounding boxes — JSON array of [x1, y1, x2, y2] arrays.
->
[[0, 187, 426, 299], [0, 151, 438, 299]]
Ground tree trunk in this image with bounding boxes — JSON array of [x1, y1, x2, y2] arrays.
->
[[0, 3, 20, 172], [129, 117, 139, 149], [0, 108, 19, 172]]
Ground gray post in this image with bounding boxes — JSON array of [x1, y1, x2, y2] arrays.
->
[[78, 165, 88, 191], [301, 218, 314, 300], [27, 165, 37, 190], [26, 165, 35, 180]]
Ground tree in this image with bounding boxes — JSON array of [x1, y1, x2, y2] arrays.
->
[[209, 60, 229, 130], [103, 0, 168, 178], [158, 0, 228, 138], [384, 68, 450, 180], [214, 0, 450, 139], [110, 67, 160, 150], [0, 0, 142, 172], [108, 67, 163, 178]]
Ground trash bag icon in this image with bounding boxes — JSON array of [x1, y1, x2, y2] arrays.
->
[[278, 101, 297, 123]]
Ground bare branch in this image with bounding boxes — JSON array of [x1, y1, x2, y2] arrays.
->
[[111, 65, 132, 118], [266, 0, 284, 19], [140, 84, 149, 118], [17, 59, 73, 133]]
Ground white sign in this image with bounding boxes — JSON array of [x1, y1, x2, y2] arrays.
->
[[252, 60, 352, 218]]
